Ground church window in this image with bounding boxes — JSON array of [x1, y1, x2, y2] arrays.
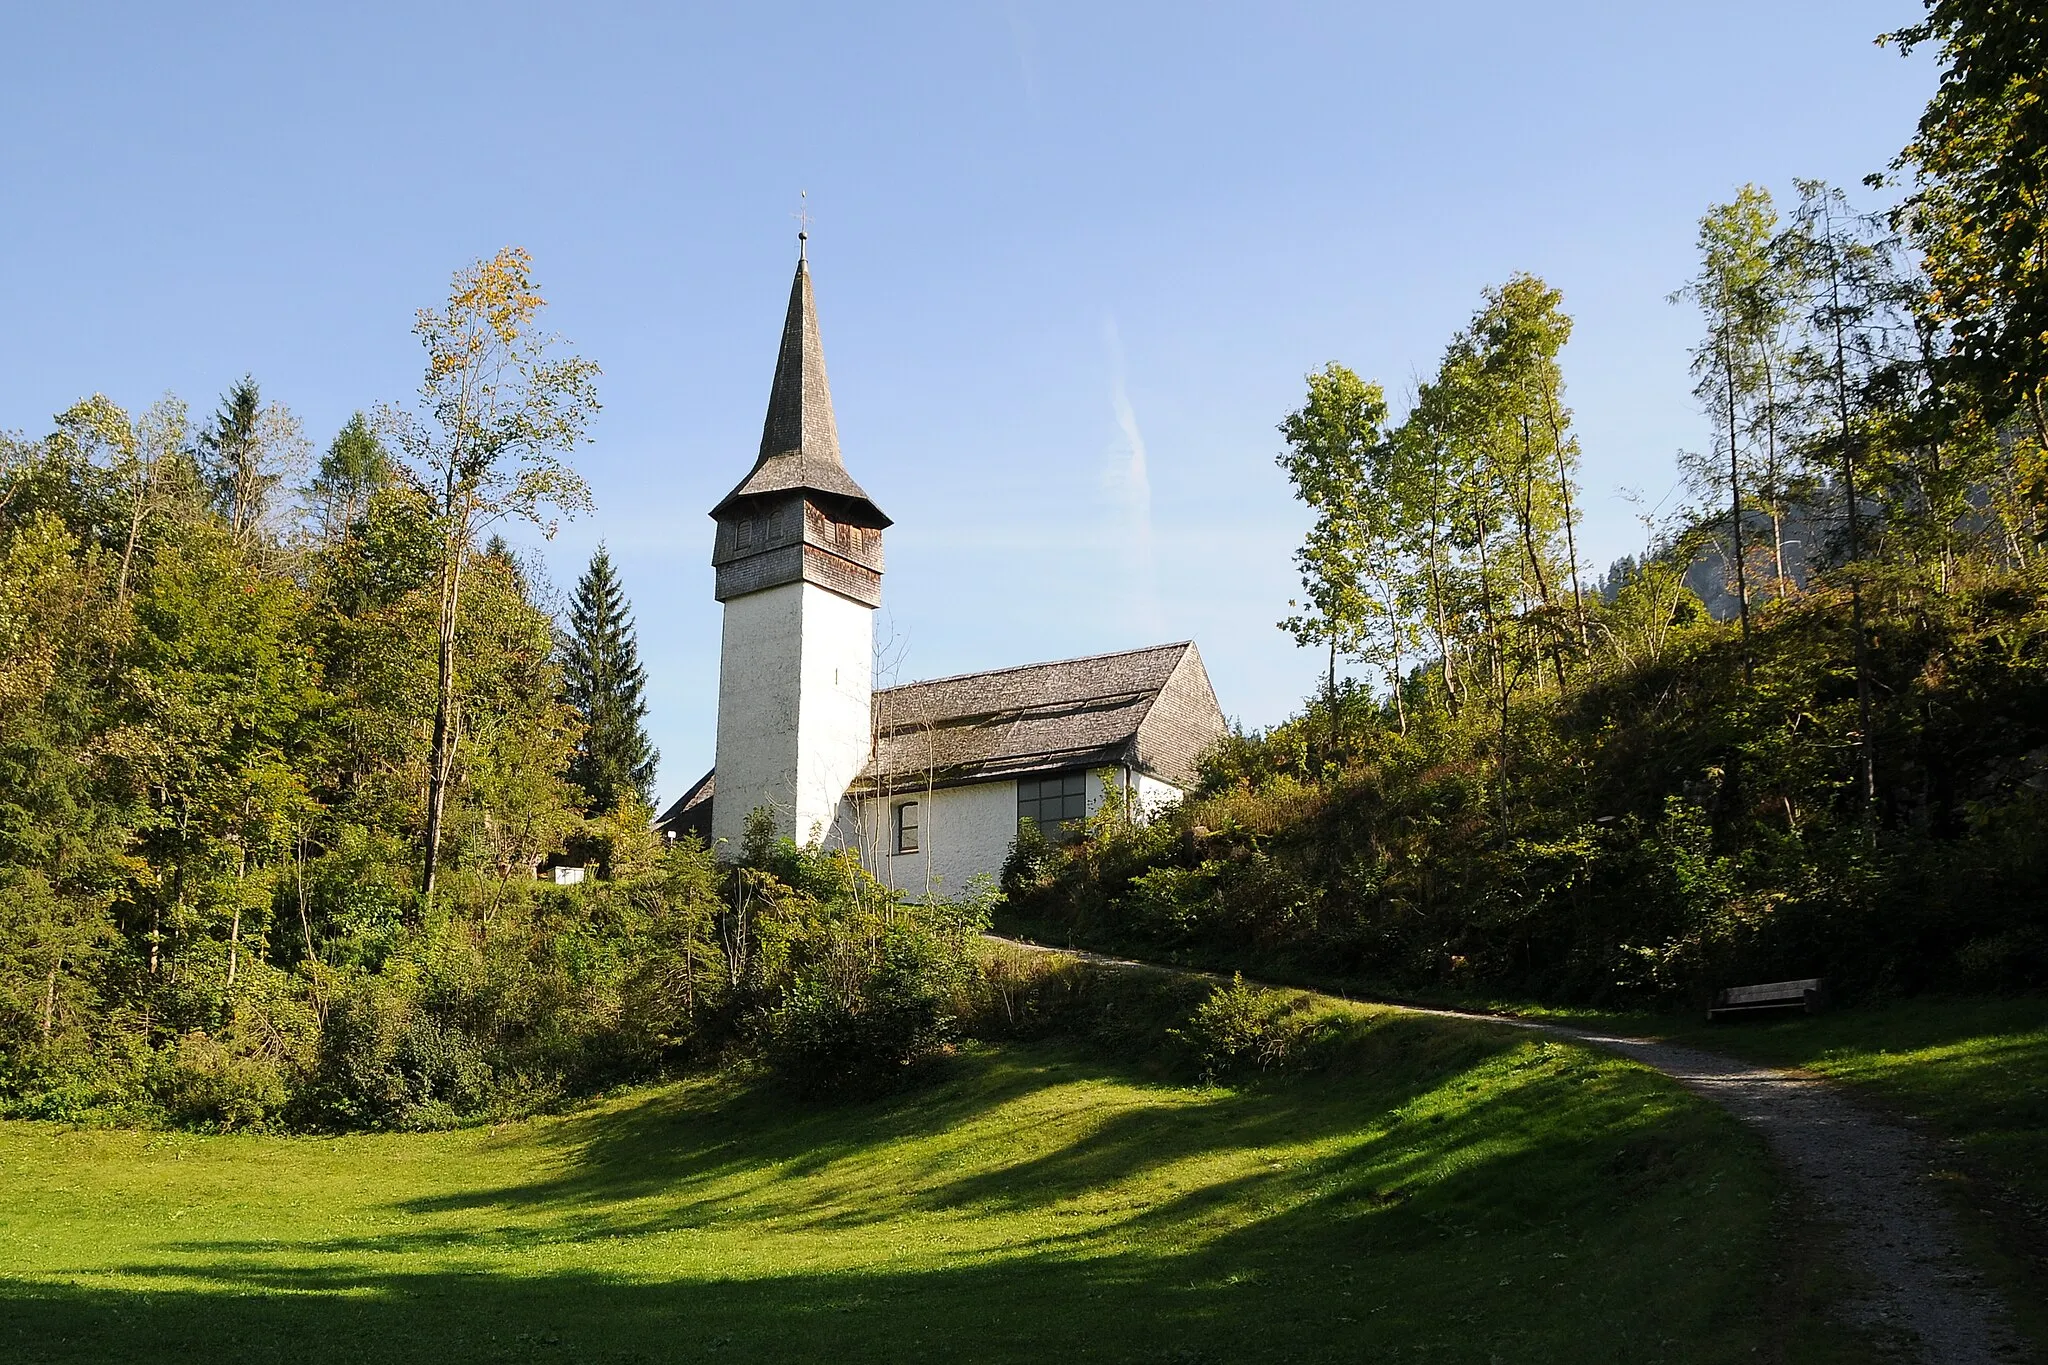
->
[[894, 800, 920, 854], [1018, 771, 1087, 843], [735, 517, 755, 549]]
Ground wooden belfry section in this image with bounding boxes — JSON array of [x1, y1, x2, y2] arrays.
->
[[709, 253, 891, 608]]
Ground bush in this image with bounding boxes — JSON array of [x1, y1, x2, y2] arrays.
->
[[154, 1031, 289, 1130], [299, 978, 495, 1130], [999, 583, 2048, 1006], [1172, 975, 1322, 1082], [767, 919, 962, 1098]]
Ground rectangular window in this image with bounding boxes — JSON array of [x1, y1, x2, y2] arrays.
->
[[894, 800, 920, 855], [1017, 771, 1088, 843]]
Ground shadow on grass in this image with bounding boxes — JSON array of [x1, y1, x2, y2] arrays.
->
[[5, 1016, 1842, 1364]]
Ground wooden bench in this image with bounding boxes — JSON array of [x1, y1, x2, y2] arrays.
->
[[1707, 978, 1825, 1021]]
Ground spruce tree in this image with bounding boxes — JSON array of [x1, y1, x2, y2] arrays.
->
[[564, 544, 658, 812]]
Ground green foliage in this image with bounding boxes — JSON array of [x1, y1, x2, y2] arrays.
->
[[1171, 975, 1323, 1082], [766, 919, 960, 1097], [1006, 580, 2048, 1006], [712, 825, 994, 1099], [563, 543, 657, 812], [1886, 0, 2048, 440]]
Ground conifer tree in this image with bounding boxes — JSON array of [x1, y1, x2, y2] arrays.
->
[[564, 544, 657, 812], [198, 375, 307, 543]]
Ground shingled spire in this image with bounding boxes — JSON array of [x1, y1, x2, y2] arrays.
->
[[758, 255, 840, 464], [710, 253, 887, 522], [706, 244, 889, 854]]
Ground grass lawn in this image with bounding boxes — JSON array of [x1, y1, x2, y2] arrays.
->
[[0, 1002, 1858, 1364], [1525, 992, 2048, 1355], [1527, 996, 2048, 1207]]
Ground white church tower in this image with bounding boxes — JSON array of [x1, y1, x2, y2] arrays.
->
[[708, 242, 890, 849]]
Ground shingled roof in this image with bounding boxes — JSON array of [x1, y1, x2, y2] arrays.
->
[[710, 254, 888, 524], [858, 641, 1223, 793], [655, 642, 1226, 837]]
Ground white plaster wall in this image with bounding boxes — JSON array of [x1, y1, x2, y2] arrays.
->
[[712, 580, 873, 850], [1133, 772, 1183, 820], [834, 768, 1186, 902], [841, 779, 1019, 902], [792, 582, 875, 845], [1083, 767, 1174, 819]]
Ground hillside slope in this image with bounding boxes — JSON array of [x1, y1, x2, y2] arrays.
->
[[0, 1010, 1864, 1364]]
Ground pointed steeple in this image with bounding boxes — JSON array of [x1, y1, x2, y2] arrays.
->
[[710, 252, 888, 524], [757, 254, 840, 464]]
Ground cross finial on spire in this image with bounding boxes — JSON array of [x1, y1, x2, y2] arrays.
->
[[793, 190, 810, 262]]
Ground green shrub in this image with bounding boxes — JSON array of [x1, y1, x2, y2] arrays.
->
[[154, 1031, 289, 1130], [300, 979, 494, 1130], [1172, 975, 1322, 1082], [767, 919, 963, 1098]]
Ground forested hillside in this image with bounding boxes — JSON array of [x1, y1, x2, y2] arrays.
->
[[1002, 8, 2048, 1005], [0, 251, 990, 1129]]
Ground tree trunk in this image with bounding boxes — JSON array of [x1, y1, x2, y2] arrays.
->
[[1386, 580, 1407, 735], [1763, 359, 1788, 600], [117, 498, 145, 606], [296, 828, 318, 966], [1516, 420, 1564, 691], [1470, 486, 1511, 826], [421, 506, 469, 912], [1545, 394, 1587, 648], [1823, 211, 1878, 817], [1424, 494, 1460, 714], [1319, 637, 1337, 767], [1724, 345, 1753, 675]]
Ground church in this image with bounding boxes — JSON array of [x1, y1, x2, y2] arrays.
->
[[655, 245, 1226, 899]]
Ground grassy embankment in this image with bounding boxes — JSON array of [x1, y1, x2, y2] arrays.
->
[[1527, 993, 2048, 1350], [999, 928, 2048, 1350], [0, 981, 1871, 1365], [1521, 997, 2048, 1204], [1001, 926, 2046, 1200]]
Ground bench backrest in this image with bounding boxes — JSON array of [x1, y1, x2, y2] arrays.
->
[[1714, 978, 1821, 1006]]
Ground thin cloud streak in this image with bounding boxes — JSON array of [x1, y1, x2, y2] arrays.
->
[[1103, 316, 1163, 639]]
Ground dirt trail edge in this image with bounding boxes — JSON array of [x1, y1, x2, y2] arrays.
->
[[989, 935, 2025, 1364]]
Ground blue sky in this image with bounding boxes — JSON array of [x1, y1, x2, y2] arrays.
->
[[0, 3, 1933, 806]]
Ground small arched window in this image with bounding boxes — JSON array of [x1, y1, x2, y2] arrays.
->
[[894, 800, 920, 855]]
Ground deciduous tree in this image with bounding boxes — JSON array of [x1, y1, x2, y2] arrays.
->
[[384, 248, 598, 910]]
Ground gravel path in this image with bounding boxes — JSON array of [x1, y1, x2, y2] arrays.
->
[[991, 937, 2027, 1363]]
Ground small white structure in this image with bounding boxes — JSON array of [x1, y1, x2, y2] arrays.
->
[[658, 247, 1226, 897], [548, 865, 587, 887], [835, 643, 1221, 899]]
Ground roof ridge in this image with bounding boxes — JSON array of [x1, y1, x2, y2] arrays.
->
[[877, 640, 1192, 694], [874, 688, 1156, 736]]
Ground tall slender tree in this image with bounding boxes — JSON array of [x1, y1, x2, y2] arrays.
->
[[1276, 365, 1401, 743], [1787, 180, 1910, 815], [1676, 188, 1787, 669], [386, 247, 598, 910], [564, 544, 657, 812], [307, 412, 391, 545], [197, 376, 306, 544]]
